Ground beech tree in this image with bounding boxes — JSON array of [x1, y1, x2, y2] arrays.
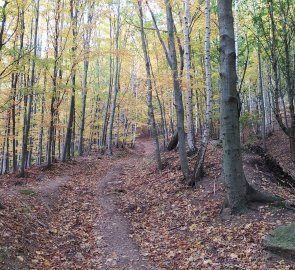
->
[[218, 0, 282, 213], [0, 0, 293, 194]]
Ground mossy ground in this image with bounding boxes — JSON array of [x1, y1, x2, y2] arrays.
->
[[264, 223, 295, 261], [265, 223, 295, 249], [19, 189, 37, 197]]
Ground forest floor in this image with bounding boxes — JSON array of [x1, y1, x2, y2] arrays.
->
[[0, 131, 295, 270]]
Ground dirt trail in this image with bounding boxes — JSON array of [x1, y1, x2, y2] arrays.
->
[[0, 140, 157, 270], [95, 140, 157, 270]]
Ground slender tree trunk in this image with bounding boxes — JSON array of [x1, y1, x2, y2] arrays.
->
[[78, 3, 94, 156], [101, 18, 114, 150], [62, 0, 78, 161], [48, 0, 61, 167], [107, 3, 121, 156], [268, 0, 289, 140], [78, 56, 89, 156], [138, 0, 162, 170], [254, 0, 266, 150], [19, 0, 40, 176], [3, 112, 10, 174], [11, 73, 17, 172], [150, 65, 168, 148], [183, 0, 196, 154], [165, 0, 190, 180], [38, 90, 45, 165], [192, 0, 213, 183]]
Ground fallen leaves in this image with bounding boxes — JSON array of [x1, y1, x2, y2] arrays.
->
[[0, 154, 111, 269], [0, 135, 295, 269], [119, 140, 295, 269]]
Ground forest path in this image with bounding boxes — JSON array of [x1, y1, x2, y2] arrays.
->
[[0, 139, 158, 269], [95, 140, 157, 270]]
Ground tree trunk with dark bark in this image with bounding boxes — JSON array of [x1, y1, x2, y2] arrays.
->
[[138, 0, 162, 170], [218, 0, 282, 214]]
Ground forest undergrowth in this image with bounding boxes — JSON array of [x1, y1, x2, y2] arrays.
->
[[0, 131, 294, 270]]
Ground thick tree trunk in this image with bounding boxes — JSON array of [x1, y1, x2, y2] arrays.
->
[[218, 0, 250, 212], [218, 0, 282, 213], [280, 0, 295, 162]]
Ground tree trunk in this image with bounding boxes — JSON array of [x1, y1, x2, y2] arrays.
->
[[165, 0, 190, 180], [183, 0, 196, 154], [107, 2, 121, 156], [47, 0, 61, 168], [101, 18, 114, 150], [138, 0, 162, 170], [20, 0, 40, 175], [192, 0, 213, 184], [218, 0, 282, 214], [254, 0, 266, 150], [279, 0, 295, 162], [78, 2, 94, 156], [62, 0, 78, 161]]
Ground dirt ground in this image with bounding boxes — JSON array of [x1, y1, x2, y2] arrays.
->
[[0, 133, 294, 269], [0, 142, 155, 270]]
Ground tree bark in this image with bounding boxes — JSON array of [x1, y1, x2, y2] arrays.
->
[[254, 0, 266, 151], [165, 0, 189, 180], [218, 0, 282, 213], [107, 2, 121, 156], [192, 0, 213, 184], [183, 0, 196, 154], [62, 0, 79, 161], [78, 2, 94, 156], [20, 0, 40, 176], [47, 0, 61, 167], [138, 0, 162, 170]]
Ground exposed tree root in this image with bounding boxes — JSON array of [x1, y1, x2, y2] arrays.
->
[[247, 145, 295, 189], [0, 202, 5, 210], [222, 183, 295, 215], [167, 131, 178, 151], [246, 184, 283, 204]]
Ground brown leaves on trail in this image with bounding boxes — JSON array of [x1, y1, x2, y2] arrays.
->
[[0, 153, 113, 269], [1, 134, 295, 269], [119, 139, 295, 270]]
